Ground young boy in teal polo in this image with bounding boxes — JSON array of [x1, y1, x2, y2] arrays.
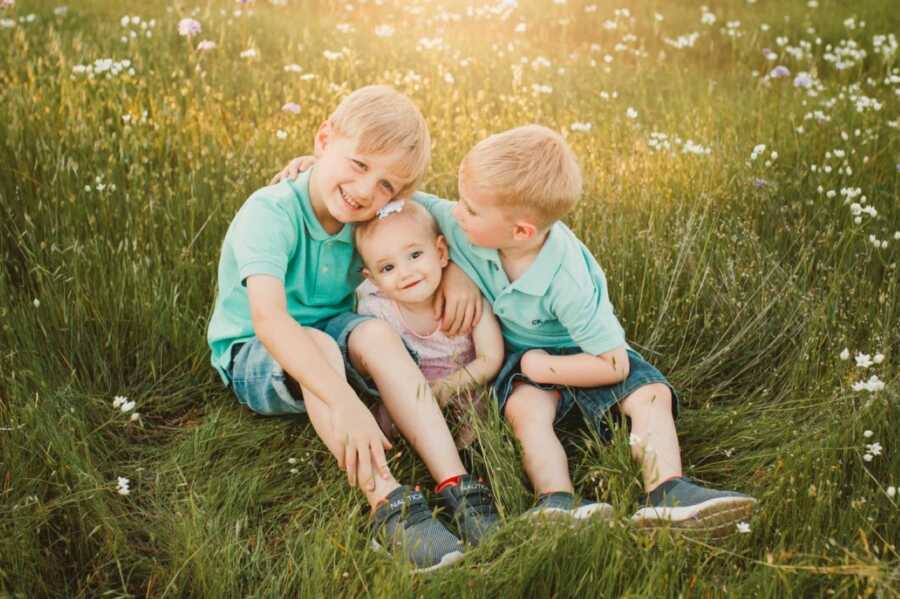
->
[[208, 86, 499, 572], [412, 125, 757, 533]]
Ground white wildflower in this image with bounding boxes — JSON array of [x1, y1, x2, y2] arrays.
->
[[855, 353, 873, 369]]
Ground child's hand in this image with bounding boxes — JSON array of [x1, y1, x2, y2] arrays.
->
[[331, 398, 393, 492], [520, 349, 551, 383], [433, 262, 483, 336], [269, 155, 316, 185]]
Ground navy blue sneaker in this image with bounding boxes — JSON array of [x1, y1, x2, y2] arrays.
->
[[372, 485, 464, 572], [438, 475, 500, 546], [632, 477, 756, 536], [525, 491, 613, 521]]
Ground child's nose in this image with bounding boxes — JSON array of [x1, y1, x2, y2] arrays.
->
[[362, 174, 381, 201]]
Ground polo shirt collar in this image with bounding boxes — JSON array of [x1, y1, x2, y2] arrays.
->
[[290, 169, 354, 244], [508, 224, 566, 296]]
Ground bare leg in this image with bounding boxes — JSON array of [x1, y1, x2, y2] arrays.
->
[[619, 383, 682, 493], [349, 320, 466, 484], [299, 328, 400, 507], [505, 384, 573, 495]]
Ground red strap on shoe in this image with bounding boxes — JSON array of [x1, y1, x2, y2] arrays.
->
[[435, 475, 462, 493]]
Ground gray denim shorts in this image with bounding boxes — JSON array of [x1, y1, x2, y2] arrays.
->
[[225, 312, 378, 416]]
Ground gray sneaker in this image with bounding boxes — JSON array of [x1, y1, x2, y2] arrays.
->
[[525, 491, 613, 521], [437, 475, 500, 546], [632, 477, 756, 536], [372, 485, 464, 573]]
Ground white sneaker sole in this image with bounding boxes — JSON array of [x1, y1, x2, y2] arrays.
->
[[527, 502, 614, 521], [632, 496, 757, 537], [370, 539, 465, 574]]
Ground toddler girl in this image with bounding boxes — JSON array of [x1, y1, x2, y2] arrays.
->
[[354, 200, 504, 447]]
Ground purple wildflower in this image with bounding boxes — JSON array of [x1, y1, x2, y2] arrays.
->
[[177, 18, 201, 37], [1, 0, 15, 9], [770, 65, 790, 78], [754, 178, 767, 188], [793, 72, 813, 88], [282, 102, 301, 114], [196, 40, 216, 51]]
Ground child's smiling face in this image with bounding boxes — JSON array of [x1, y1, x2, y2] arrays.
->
[[359, 215, 449, 306], [309, 122, 410, 231]]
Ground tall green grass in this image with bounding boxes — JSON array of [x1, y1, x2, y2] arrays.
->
[[1, 0, 897, 596]]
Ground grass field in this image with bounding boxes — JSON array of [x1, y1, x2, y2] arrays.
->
[[1, 0, 898, 596]]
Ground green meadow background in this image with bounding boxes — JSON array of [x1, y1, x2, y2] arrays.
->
[[1, 0, 897, 596]]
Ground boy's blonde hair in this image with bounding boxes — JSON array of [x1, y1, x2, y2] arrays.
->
[[354, 201, 440, 266], [329, 85, 431, 198], [460, 125, 582, 227]]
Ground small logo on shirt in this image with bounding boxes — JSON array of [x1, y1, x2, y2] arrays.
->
[[531, 319, 544, 326]]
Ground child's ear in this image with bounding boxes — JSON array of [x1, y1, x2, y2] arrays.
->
[[512, 220, 539, 241], [361, 266, 372, 281], [313, 120, 332, 158], [436, 235, 449, 267]]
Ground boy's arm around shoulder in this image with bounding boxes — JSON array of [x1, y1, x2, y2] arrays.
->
[[431, 298, 504, 406], [520, 265, 629, 387]]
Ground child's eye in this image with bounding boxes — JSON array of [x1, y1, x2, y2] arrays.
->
[[352, 159, 367, 171], [380, 264, 394, 273], [410, 250, 423, 259], [381, 180, 394, 193]]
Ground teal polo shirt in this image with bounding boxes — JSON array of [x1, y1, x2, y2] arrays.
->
[[207, 170, 363, 382], [415, 193, 626, 355]]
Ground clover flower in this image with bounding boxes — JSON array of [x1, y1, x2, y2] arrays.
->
[[852, 375, 885, 393], [570, 122, 592, 132], [625, 107, 638, 119], [374, 24, 394, 38], [116, 477, 131, 495], [240, 48, 258, 59], [793, 72, 813, 88], [197, 40, 216, 51], [736, 521, 751, 534], [177, 18, 201, 37], [855, 353, 873, 369], [282, 102, 300, 114], [276, 129, 288, 140], [770, 65, 790, 78]]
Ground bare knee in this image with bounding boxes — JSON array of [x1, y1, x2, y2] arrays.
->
[[620, 384, 672, 417], [505, 386, 558, 436], [305, 328, 343, 368], [349, 319, 402, 354], [347, 319, 406, 374]]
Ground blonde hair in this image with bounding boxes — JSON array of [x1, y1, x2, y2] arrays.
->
[[354, 201, 440, 266], [329, 85, 431, 198], [460, 125, 582, 227]]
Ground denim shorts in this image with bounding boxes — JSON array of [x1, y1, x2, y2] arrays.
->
[[224, 312, 381, 416], [493, 347, 679, 442]]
